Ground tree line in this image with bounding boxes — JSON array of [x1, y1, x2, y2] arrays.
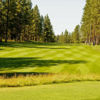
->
[[56, 25, 80, 43], [57, 0, 100, 45], [81, 0, 100, 45], [0, 0, 55, 43], [0, 0, 100, 45]]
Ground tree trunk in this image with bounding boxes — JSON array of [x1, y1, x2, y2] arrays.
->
[[5, 0, 10, 43], [0, 36, 2, 42], [0, 31, 2, 42], [93, 24, 96, 46]]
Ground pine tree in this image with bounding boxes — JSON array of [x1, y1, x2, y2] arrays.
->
[[0, 0, 4, 42], [0, 1, 55, 43], [81, 0, 100, 45], [72, 25, 80, 43], [32, 5, 41, 41], [43, 15, 55, 42], [21, 0, 32, 41], [64, 29, 69, 43], [4, 0, 10, 42], [58, 32, 64, 43], [40, 15, 44, 41], [0, 0, 7, 42]]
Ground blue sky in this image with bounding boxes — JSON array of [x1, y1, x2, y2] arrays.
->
[[31, 0, 86, 35]]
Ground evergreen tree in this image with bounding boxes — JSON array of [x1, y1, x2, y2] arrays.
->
[[64, 29, 69, 43], [21, 0, 32, 41], [81, 0, 100, 45], [40, 15, 44, 41], [0, 0, 4, 42], [72, 25, 80, 43], [0, 1, 55, 43], [0, 0, 7, 42], [4, 0, 10, 42], [32, 5, 41, 41], [58, 32, 64, 43], [43, 15, 55, 42]]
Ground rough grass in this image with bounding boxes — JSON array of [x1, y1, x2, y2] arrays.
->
[[0, 74, 100, 87], [0, 82, 100, 100]]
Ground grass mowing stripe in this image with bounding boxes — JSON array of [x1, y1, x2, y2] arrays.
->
[[0, 42, 100, 74]]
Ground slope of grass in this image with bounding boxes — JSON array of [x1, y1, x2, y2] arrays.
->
[[0, 42, 100, 75], [0, 82, 100, 100]]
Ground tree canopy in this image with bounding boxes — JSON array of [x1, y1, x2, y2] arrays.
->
[[0, 0, 55, 43]]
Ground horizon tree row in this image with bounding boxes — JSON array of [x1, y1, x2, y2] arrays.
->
[[0, 0, 55, 43], [57, 0, 100, 45], [56, 25, 80, 43]]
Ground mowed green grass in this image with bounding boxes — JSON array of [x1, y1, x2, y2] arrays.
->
[[0, 42, 100, 74], [0, 82, 100, 100]]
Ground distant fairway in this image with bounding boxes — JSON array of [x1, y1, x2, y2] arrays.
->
[[0, 82, 100, 100], [0, 42, 100, 74]]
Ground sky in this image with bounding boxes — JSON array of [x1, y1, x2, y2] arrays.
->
[[31, 0, 86, 35]]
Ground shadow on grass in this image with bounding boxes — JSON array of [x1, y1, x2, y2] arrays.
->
[[0, 72, 51, 78], [0, 57, 87, 68], [0, 42, 59, 47], [32, 46, 70, 49], [0, 57, 87, 71], [0, 42, 72, 49], [85, 98, 100, 100]]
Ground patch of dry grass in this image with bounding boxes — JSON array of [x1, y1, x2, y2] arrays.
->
[[0, 74, 100, 87]]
